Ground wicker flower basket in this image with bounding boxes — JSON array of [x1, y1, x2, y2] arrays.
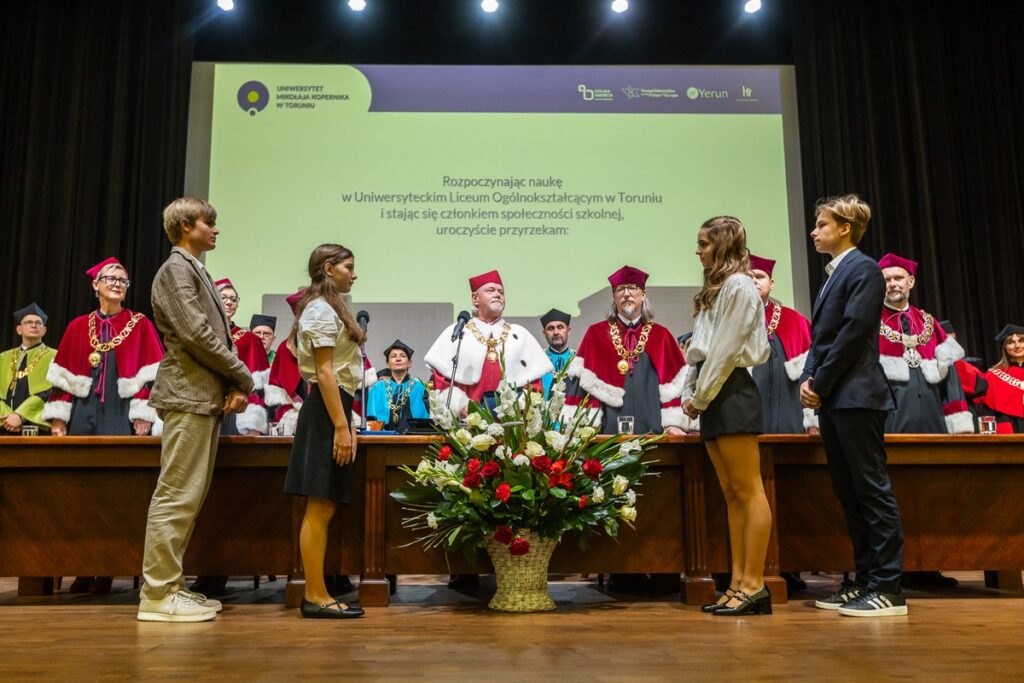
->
[[483, 530, 558, 612]]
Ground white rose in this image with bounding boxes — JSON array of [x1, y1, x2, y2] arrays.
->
[[426, 512, 438, 529], [465, 412, 484, 429], [612, 475, 629, 495], [619, 505, 637, 522], [591, 485, 605, 503], [550, 434, 568, 451], [470, 434, 497, 452], [455, 429, 472, 445], [579, 426, 597, 442], [544, 430, 562, 448], [486, 422, 505, 438], [512, 454, 531, 467], [524, 441, 546, 458], [625, 489, 636, 505]]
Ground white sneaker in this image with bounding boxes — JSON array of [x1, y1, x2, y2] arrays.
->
[[138, 590, 218, 622], [177, 588, 223, 612]]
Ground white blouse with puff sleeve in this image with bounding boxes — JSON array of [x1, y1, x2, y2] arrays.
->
[[296, 298, 361, 396]]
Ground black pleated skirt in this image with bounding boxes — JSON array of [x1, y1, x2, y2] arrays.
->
[[697, 363, 764, 442], [284, 383, 355, 504]]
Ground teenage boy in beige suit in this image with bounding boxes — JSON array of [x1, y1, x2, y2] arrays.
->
[[138, 198, 254, 622]]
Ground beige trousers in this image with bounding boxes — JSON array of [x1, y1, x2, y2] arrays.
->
[[140, 411, 221, 600]]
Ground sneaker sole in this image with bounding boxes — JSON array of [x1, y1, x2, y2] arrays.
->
[[814, 600, 843, 610], [837, 605, 908, 617], [137, 611, 218, 622]]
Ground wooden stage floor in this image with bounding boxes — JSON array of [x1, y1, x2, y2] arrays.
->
[[1, 573, 1021, 681]]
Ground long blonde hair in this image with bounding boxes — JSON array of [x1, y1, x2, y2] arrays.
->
[[693, 216, 750, 316], [993, 333, 1024, 370], [289, 244, 366, 347]]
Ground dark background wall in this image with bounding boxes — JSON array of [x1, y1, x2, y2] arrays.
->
[[1, 0, 1020, 363]]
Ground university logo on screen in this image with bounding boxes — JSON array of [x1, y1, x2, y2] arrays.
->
[[236, 80, 350, 115]]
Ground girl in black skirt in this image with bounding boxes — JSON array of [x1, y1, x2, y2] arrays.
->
[[682, 216, 772, 616], [284, 244, 366, 620]]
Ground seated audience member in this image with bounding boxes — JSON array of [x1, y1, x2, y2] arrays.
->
[[1, 304, 57, 434], [214, 278, 270, 435], [979, 325, 1024, 433], [250, 314, 278, 365], [43, 257, 164, 594], [365, 339, 428, 432]]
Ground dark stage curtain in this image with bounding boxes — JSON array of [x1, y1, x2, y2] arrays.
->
[[0, 1, 195, 343], [791, 0, 1024, 365]]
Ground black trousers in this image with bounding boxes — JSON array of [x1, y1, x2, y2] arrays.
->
[[818, 407, 904, 593]]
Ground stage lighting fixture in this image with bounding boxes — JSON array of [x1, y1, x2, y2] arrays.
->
[[217, 0, 234, 11], [744, 0, 762, 13], [348, 0, 366, 10], [481, 0, 499, 13], [611, 0, 629, 13]]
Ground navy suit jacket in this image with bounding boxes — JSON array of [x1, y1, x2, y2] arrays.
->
[[800, 248, 896, 411]]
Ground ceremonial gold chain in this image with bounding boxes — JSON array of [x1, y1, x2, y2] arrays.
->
[[609, 321, 652, 375], [765, 303, 782, 336], [7, 345, 48, 394], [386, 378, 417, 423], [879, 312, 934, 347], [991, 369, 1024, 393], [231, 327, 247, 343], [466, 321, 510, 364], [87, 312, 143, 367]]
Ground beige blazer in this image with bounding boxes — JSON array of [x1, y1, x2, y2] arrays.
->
[[149, 247, 253, 416]]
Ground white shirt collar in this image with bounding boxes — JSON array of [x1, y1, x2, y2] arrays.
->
[[825, 247, 857, 277], [617, 314, 641, 326]]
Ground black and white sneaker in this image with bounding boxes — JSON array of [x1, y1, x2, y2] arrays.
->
[[837, 590, 908, 617], [814, 582, 864, 610]]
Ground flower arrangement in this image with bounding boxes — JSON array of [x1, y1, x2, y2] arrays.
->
[[389, 362, 662, 562]]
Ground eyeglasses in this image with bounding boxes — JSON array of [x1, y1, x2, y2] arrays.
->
[[220, 295, 240, 304], [98, 276, 130, 287], [614, 285, 641, 295]]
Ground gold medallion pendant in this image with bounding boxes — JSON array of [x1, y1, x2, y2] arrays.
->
[[487, 350, 499, 363], [617, 359, 630, 375], [88, 351, 102, 368]]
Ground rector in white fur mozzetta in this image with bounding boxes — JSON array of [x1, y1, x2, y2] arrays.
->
[[564, 265, 689, 434], [42, 256, 164, 436], [877, 253, 973, 434], [424, 270, 553, 418], [747, 254, 819, 433]]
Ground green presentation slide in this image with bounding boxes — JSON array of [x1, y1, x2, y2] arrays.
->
[[201, 63, 797, 324]]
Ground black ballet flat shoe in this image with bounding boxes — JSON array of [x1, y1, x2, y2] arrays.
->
[[712, 586, 772, 616], [701, 588, 737, 613], [300, 599, 365, 619]]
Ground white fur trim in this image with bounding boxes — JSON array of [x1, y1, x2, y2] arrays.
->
[[661, 406, 686, 430], [945, 410, 975, 435], [578, 366, 626, 408], [279, 407, 300, 436], [566, 356, 584, 378], [117, 361, 160, 399], [251, 368, 270, 392], [439, 385, 469, 418], [785, 351, 809, 382], [151, 417, 163, 436], [46, 362, 92, 398], [934, 336, 965, 370], [129, 399, 159, 424], [424, 320, 552, 388], [560, 404, 603, 430], [42, 400, 72, 423], [658, 365, 689, 404], [361, 367, 378, 389], [879, 355, 911, 382], [264, 383, 293, 407], [919, 359, 944, 384], [235, 402, 268, 434], [802, 408, 819, 430]]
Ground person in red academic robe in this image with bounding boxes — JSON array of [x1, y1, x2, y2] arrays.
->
[[214, 278, 270, 435], [980, 325, 1024, 433], [42, 256, 164, 594], [565, 265, 687, 435], [748, 254, 818, 434], [939, 320, 988, 424]]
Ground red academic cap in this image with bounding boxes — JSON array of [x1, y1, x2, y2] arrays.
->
[[214, 278, 235, 291], [87, 257, 127, 281], [748, 254, 776, 277], [469, 270, 503, 292], [608, 265, 649, 290], [285, 288, 306, 314], [878, 253, 918, 276]]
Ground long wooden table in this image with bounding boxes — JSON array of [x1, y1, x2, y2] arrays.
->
[[2, 434, 1022, 607]]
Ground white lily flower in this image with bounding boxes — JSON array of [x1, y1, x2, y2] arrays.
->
[[495, 445, 509, 460], [486, 422, 505, 438], [618, 439, 641, 456]]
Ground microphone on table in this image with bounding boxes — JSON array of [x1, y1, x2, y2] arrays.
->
[[357, 310, 370, 333], [451, 310, 471, 342]]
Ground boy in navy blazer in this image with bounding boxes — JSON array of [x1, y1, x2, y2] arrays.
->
[[800, 194, 907, 617]]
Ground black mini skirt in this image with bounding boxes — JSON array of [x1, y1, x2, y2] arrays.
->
[[697, 363, 764, 442], [284, 383, 355, 504]]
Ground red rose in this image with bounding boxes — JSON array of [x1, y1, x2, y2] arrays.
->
[[582, 458, 603, 480], [549, 459, 567, 476], [495, 482, 511, 503], [509, 536, 530, 556], [493, 525, 514, 544], [578, 495, 588, 509], [548, 471, 574, 490], [438, 445, 452, 461], [481, 461, 501, 478], [531, 456, 552, 473], [462, 472, 482, 488], [467, 458, 481, 473]]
